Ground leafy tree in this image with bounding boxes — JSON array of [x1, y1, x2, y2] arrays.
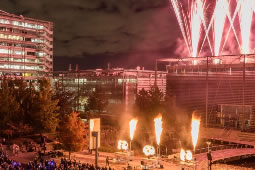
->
[[53, 87, 75, 115], [135, 86, 164, 119], [0, 77, 20, 128], [86, 87, 108, 113], [32, 78, 59, 133], [11, 79, 37, 125], [22, 81, 37, 125], [148, 85, 164, 114], [135, 88, 150, 114], [58, 112, 88, 159]]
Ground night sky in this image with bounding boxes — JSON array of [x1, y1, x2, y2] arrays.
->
[[0, 0, 179, 71]]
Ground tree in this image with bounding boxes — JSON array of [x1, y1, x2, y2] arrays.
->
[[32, 78, 59, 133], [135, 86, 164, 119], [22, 81, 37, 125], [0, 77, 20, 128], [86, 87, 108, 113], [135, 88, 150, 114], [148, 85, 164, 114], [58, 112, 88, 159], [53, 87, 75, 115], [134, 85, 165, 133]]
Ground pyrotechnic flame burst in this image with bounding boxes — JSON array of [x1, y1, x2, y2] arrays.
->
[[129, 119, 138, 141], [180, 149, 186, 161], [118, 140, 128, 151], [143, 145, 155, 156], [191, 116, 200, 150], [154, 114, 163, 145], [180, 149, 193, 161], [186, 150, 193, 161]]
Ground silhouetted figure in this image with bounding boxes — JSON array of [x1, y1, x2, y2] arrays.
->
[[106, 156, 109, 166]]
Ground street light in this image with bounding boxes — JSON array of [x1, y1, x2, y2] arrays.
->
[[206, 141, 212, 170], [92, 131, 99, 169]]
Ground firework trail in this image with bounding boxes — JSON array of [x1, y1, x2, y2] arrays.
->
[[214, 0, 228, 56], [238, 0, 255, 54], [170, 0, 208, 57], [170, 0, 192, 56], [170, 0, 255, 56]]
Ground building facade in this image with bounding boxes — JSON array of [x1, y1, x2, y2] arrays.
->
[[0, 10, 53, 79], [160, 55, 255, 131], [52, 66, 167, 112]]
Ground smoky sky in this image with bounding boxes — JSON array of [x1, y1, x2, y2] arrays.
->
[[0, 0, 180, 71]]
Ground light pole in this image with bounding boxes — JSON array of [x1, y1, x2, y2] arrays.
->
[[92, 131, 99, 169], [206, 141, 212, 170], [130, 140, 132, 151]]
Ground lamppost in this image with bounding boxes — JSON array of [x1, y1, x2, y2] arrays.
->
[[206, 141, 212, 170], [92, 131, 99, 169]]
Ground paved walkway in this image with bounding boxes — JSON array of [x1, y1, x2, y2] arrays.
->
[[200, 127, 255, 146], [194, 148, 255, 169]]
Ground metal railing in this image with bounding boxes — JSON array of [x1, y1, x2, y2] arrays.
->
[[194, 143, 253, 154]]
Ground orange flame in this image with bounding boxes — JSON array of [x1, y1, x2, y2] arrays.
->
[[154, 114, 163, 145], [129, 119, 138, 141], [143, 145, 155, 156], [191, 116, 200, 150], [118, 140, 128, 150]]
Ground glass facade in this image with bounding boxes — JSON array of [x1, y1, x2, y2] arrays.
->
[[52, 68, 167, 113]]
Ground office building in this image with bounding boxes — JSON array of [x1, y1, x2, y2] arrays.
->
[[52, 66, 167, 112], [0, 10, 53, 79]]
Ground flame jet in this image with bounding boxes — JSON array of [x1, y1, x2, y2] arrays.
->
[[129, 119, 138, 141], [238, 0, 255, 54], [191, 116, 200, 150], [154, 114, 163, 145], [129, 119, 138, 150]]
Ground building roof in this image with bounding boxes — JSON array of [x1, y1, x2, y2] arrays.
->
[[157, 54, 255, 63], [0, 10, 53, 25]]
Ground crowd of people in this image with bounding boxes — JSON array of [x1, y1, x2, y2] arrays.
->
[[0, 151, 22, 169], [26, 158, 116, 170], [0, 137, 119, 170], [0, 150, 115, 170], [27, 157, 115, 170], [58, 158, 114, 170]]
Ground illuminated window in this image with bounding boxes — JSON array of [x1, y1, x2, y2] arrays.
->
[[0, 19, 10, 24], [0, 48, 8, 54]]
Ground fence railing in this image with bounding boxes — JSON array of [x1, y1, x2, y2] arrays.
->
[[194, 143, 253, 154]]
